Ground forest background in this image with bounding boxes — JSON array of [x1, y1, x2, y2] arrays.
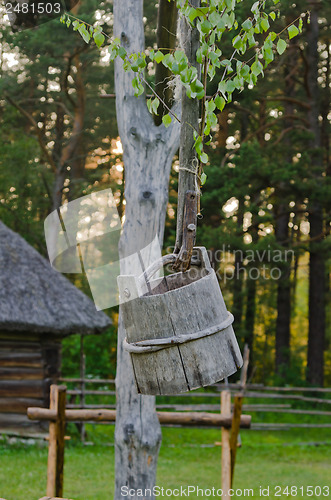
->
[[0, 0, 330, 387]]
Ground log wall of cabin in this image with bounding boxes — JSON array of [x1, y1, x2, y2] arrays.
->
[[0, 334, 61, 436]]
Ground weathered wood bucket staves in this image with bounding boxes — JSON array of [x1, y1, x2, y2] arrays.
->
[[118, 247, 243, 395]]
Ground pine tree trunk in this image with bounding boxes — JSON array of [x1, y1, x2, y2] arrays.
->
[[232, 200, 244, 334], [306, 3, 325, 386], [244, 215, 259, 367], [232, 112, 249, 338], [275, 207, 291, 375], [52, 53, 86, 210], [274, 32, 296, 377], [244, 276, 256, 359], [154, 0, 177, 126], [113, 1, 180, 497]]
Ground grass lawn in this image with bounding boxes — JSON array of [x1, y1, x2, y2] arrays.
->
[[0, 426, 330, 499]]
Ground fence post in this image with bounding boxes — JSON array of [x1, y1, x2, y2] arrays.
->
[[80, 335, 86, 443], [46, 384, 67, 498], [221, 390, 231, 499], [230, 345, 249, 485], [230, 393, 243, 486]]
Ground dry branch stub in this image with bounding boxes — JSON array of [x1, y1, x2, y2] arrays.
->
[[118, 247, 243, 395]]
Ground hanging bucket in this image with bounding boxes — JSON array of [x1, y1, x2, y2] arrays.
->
[[118, 247, 243, 395]]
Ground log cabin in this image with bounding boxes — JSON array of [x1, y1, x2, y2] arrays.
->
[[0, 221, 111, 436]]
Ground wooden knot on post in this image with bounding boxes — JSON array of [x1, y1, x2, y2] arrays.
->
[[120, 31, 129, 46]]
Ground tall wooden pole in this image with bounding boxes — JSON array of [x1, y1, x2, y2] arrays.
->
[[174, 0, 200, 271], [113, 1, 180, 497]]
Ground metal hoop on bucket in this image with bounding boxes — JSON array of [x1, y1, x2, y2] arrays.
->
[[123, 312, 234, 353]]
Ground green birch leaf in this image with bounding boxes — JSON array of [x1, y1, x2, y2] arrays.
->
[[225, 0, 235, 10], [268, 31, 277, 42], [215, 95, 225, 111], [118, 46, 127, 59], [298, 18, 303, 33], [194, 136, 203, 155], [188, 7, 199, 24], [232, 35, 242, 50], [205, 100, 216, 112], [239, 64, 250, 78], [260, 17, 270, 32], [200, 152, 208, 164], [248, 33, 256, 48], [151, 97, 160, 115], [78, 25, 90, 44], [200, 19, 212, 34], [218, 80, 227, 97], [137, 57, 146, 69], [242, 19, 252, 31], [162, 114, 172, 128], [93, 32, 105, 48], [226, 80, 235, 93], [288, 25, 299, 39], [209, 51, 221, 68], [154, 51, 164, 64], [276, 38, 287, 55], [251, 1, 259, 13]]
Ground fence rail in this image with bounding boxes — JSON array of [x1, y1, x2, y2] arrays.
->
[[60, 377, 331, 431], [60, 378, 331, 393]]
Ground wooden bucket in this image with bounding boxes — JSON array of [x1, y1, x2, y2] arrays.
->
[[118, 247, 243, 395]]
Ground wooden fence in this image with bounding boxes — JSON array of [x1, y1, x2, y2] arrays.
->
[[59, 377, 331, 432], [28, 385, 250, 498]]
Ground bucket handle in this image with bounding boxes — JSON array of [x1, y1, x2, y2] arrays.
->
[[137, 254, 176, 289], [137, 250, 203, 290]]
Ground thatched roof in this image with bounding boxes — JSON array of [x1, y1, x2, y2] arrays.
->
[[0, 221, 111, 336]]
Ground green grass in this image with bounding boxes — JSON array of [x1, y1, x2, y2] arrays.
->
[[0, 426, 330, 500]]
